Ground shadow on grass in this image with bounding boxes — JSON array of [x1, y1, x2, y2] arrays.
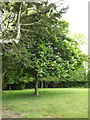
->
[[2, 88, 75, 101]]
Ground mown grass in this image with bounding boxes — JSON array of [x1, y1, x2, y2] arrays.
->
[[2, 88, 88, 118]]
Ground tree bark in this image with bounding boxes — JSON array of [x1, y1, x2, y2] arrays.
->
[[41, 81, 43, 88], [9, 84, 11, 90], [16, 3, 22, 41], [34, 76, 39, 95], [45, 82, 49, 88]]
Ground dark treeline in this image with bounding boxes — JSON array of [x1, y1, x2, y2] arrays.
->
[[3, 81, 88, 90]]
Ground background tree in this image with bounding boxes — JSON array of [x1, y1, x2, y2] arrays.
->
[[71, 32, 88, 54]]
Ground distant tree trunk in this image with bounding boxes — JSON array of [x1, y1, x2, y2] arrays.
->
[[45, 82, 49, 88], [41, 81, 43, 88], [9, 84, 11, 90], [45, 81, 46, 88], [34, 76, 38, 95]]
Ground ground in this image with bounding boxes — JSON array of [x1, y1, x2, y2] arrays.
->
[[2, 88, 88, 118]]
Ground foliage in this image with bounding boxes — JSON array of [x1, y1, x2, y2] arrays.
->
[[2, 59, 34, 89], [62, 66, 88, 82], [2, 1, 87, 93], [39, 66, 88, 88], [69, 32, 88, 55]]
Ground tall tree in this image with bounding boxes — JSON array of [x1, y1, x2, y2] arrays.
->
[[2, 1, 86, 95]]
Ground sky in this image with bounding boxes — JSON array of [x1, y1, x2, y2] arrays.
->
[[49, 0, 88, 36], [62, 0, 89, 55], [62, 0, 88, 37], [51, 0, 89, 54]]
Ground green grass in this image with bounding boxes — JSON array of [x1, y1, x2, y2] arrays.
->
[[2, 88, 88, 118]]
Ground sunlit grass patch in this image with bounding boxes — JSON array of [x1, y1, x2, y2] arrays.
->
[[2, 88, 88, 118]]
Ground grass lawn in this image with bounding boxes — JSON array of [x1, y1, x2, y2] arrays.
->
[[2, 88, 88, 118]]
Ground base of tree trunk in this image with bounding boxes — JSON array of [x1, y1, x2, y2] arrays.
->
[[34, 91, 38, 96], [34, 75, 39, 95], [41, 81, 43, 88]]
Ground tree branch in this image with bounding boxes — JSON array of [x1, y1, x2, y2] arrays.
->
[[1, 13, 12, 25], [20, 28, 35, 32], [21, 20, 42, 26], [16, 3, 22, 40]]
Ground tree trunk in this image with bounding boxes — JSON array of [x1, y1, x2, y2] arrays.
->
[[41, 81, 43, 88], [34, 76, 38, 95], [45, 82, 49, 88], [16, 3, 22, 41], [9, 84, 11, 90]]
